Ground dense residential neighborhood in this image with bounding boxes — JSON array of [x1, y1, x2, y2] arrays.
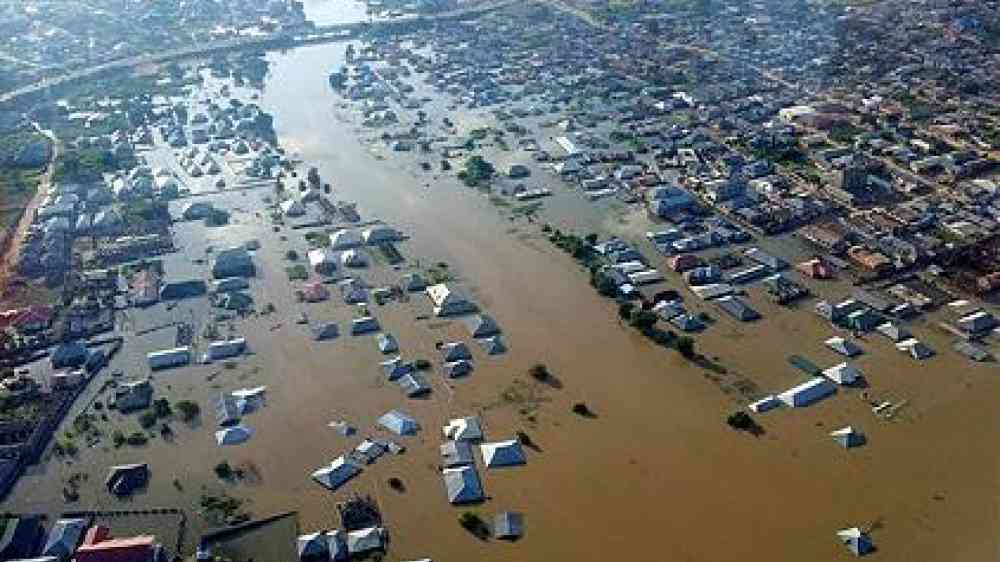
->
[[0, 0, 999, 561]]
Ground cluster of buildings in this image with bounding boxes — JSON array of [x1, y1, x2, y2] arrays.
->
[[0, 515, 164, 562], [0, 0, 307, 90]]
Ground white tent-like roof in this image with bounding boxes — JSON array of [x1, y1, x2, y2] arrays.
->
[[281, 199, 306, 217], [896, 338, 934, 360], [377, 333, 399, 354], [467, 314, 500, 338], [478, 335, 507, 355], [443, 359, 473, 378], [480, 440, 526, 468], [379, 355, 414, 381], [378, 409, 419, 436], [340, 249, 368, 268], [830, 426, 865, 448], [215, 425, 254, 446], [330, 228, 363, 250], [825, 336, 863, 357], [440, 342, 471, 362], [426, 283, 477, 316], [837, 527, 874, 556], [822, 362, 862, 385], [346, 527, 384, 555], [442, 416, 484, 441], [297, 532, 328, 560], [442, 466, 484, 504], [312, 456, 362, 491]]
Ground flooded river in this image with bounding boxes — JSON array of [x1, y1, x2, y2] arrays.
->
[[7, 35, 1000, 562]]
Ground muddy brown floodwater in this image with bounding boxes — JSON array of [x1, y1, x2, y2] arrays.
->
[[7, 40, 1000, 562]]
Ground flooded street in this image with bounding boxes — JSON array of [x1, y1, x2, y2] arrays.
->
[[7, 37, 1000, 562]]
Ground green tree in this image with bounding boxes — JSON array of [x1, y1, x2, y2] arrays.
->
[[676, 336, 696, 359]]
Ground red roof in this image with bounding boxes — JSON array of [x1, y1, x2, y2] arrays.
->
[[75, 526, 155, 562]]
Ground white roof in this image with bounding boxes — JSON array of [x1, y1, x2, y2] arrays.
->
[[822, 362, 861, 385], [442, 416, 483, 441], [346, 527, 384, 554], [311, 456, 361, 491], [441, 341, 471, 361], [825, 336, 862, 357], [747, 395, 781, 413], [480, 439, 526, 467], [442, 466, 483, 504], [329, 228, 362, 249], [215, 425, 254, 445], [378, 409, 419, 435]]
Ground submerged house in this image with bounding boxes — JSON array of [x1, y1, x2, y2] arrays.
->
[[825, 336, 863, 357], [212, 247, 255, 279], [442, 466, 484, 504], [351, 316, 379, 335], [822, 362, 862, 385], [426, 283, 477, 317], [440, 342, 472, 362], [378, 409, 419, 436], [442, 416, 484, 441], [480, 440, 526, 468], [312, 456, 362, 492], [830, 426, 865, 448], [440, 440, 475, 467], [777, 377, 837, 407]]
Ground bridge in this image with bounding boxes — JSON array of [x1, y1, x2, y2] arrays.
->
[[0, 0, 514, 109]]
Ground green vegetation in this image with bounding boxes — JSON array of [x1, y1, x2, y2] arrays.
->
[[125, 431, 148, 446], [214, 461, 234, 479], [53, 146, 129, 184], [377, 243, 404, 265], [285, 264, 308, 281], [138, 410, 159, 429], [458, 511, 490, 539], [676, 336, 696, 359], [828, 124, 866, 144], [305, 231, 330, 247], [457, 156, 496, 187], [176, 400, 200, 422], [528, 363, 551, 382], [121, 199, 169, 226]]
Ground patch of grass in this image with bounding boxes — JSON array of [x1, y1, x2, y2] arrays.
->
[[459, 511, 490, 539], [285, 264, 308, 281]]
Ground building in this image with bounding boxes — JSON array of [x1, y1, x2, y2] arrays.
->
[[442, 466, 484, 504], [825, 336, 863, 357], [307, 248, 338, 275], [426, 283, 477, 317], [378, 409, 419, 435], [73, 527, 158, 562], [822, 362, 862, 385], [114, 380, 153, 412], [480, 440, 526, 468], [105, 464, 149, 496], [493, 512, 524, 540], [440, 440, 475, 467], [311, 456, 362, 492], [43, 518, 88, 561], [777, 377, 837, 407], [212, 247, 255, 279], [830, 426, 865, 448], [442, 416, 484, 441]]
